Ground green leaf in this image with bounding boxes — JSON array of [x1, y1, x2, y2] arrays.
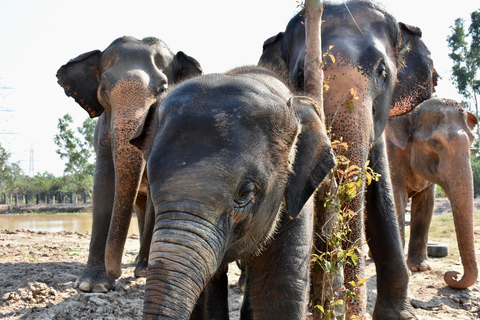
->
[[314, 305, 325, 312], [346, 100, 355, 111]]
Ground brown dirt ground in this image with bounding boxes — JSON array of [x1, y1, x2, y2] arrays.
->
[[0, 199, 479, 319]]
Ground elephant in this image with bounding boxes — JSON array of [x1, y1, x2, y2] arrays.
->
[[386, 98, 478, 289], [257, 1, 437, 318], [126, 65, 336, 319], [56, 36, 203, 292]]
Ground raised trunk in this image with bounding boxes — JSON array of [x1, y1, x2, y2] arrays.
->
[[443, 160, 478, 289], [104, 76, 152, 279], [143, 211, 224, 319]]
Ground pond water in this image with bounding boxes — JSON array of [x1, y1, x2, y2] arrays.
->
[[0, 214, 139, 234]]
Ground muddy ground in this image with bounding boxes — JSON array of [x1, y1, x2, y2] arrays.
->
[[0, 199, 479, 319]]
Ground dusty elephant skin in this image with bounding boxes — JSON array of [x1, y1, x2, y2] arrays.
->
[[127, 66, 336, 319], [56, 36, 203, 293], [257, 1, 438, 319], [387, 98, 479, 289]]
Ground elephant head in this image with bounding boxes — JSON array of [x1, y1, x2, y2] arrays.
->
[[387, 98, 478, 289], [56, 36, 203, 280], [129, 66, 335, 319]]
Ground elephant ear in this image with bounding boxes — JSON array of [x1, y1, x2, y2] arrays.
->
[[285, 96, 336, 218], [130, 102, 159, 158], [386, 114, 412, 150], [56, 50, 104, 118], [399, 22, 422, 37], [467, 112, 478, 132], [392, 22, 434, 116], [258, 32, 287, 71], [172, 51, 203, 83]]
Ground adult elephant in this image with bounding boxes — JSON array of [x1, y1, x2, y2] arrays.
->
[[258, 1, 435, 318], [56, 36, 203, 292], [387, 98, 478, 289], [127, 66, 336, 319]]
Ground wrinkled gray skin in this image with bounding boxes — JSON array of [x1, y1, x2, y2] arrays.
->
[[387, 98, 478, 289], [56, 36, 202, 292], [129, 66, 336, 319]]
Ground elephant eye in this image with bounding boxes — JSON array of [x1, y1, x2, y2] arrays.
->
[[378, 65, 387, 77], [376, 60, 388, 86], [234, 181, 256, 208], [428, 138, 443, 151], [154, 54, 168, 69]]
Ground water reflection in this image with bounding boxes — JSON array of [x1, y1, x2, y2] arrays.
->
[[0, 214, 139, 234]]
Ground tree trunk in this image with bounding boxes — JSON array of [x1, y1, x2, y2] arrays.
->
[[303, 0, 345, 318]]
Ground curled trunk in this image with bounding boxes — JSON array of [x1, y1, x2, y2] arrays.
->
[[443, 160, 478, 289]]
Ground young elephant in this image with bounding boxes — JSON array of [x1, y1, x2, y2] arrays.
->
[[56, 36, 203, 292], [129, 66, 336, 319], [387, 98, 478, 289]]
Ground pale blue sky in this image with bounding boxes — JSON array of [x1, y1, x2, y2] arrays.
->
[[0, 0, 478, 176]]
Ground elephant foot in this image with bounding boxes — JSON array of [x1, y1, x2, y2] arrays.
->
[[407, 256, 432, 272], [134, 258, 148, 278], [75, 268, 115, 293], [373, 296, 417, 320]]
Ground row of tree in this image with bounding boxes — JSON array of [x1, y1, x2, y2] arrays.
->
[[0, 116, 96, 202]]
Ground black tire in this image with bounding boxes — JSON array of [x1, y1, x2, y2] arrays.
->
[[427, 242, 448, 258]]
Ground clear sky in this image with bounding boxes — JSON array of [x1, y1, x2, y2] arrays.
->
[[0, 0, 478, 176]]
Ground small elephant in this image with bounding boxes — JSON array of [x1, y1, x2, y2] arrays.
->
[[387, 98, 478, 289], [56, 36, 203, 292], [127, 66, 336, 319], [257, 1, 437, 318]]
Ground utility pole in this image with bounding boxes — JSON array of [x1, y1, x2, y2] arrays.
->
[[29, 143, 35, 176], [0, 80, 15, 136]]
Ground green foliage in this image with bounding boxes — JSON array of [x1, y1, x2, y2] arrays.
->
[[435, 185, 446, 198], [313, 132, 373, 319], [54, 114, 96, 176], [0, 143, 25, 195], [53, 114, 96, 196], [447, 11, 480, 100], [471, 154, 480, 197]]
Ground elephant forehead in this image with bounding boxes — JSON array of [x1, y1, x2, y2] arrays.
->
[[101, 38, 173, 71]]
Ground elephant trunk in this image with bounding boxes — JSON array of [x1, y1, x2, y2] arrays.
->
[[143, 211, 225, 319], [105, 75, 153, 279], [442, 156, 478, 289]]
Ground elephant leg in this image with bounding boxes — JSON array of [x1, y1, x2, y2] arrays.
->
[[393, 187, 409, 249], [206, 265, 230, 320], [190, 264, 230, 320], [134, 192, 150, 278], [247, 202, 313, 320], [365, 136, 415, 320], [134, 193, 147, 240], [239, 265, 252, 320], [407, 184, 435, 272], [75, 150, 116, 292]]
